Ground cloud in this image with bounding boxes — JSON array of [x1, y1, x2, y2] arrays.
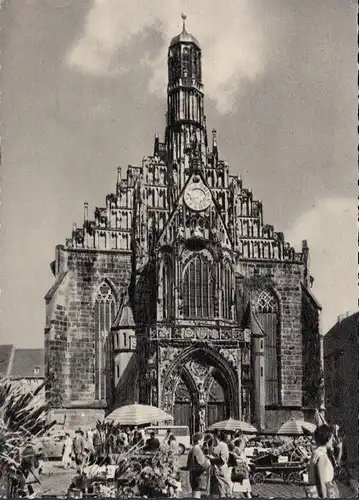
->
[[285, 197, 357, 333], [66, 0, 266, 113]]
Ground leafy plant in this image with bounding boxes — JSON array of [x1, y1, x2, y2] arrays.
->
[[0, 376, 55, 497]]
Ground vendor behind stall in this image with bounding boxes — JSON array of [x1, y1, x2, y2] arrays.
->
[[144, 431, 160, 451]]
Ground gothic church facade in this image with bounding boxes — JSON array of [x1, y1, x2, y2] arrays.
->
[[45, 19, 323, 432]]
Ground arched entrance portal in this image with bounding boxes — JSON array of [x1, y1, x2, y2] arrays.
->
[[173, 370, 196, 434], [162, 347, 238, 433], [207, 377, 228, 427]]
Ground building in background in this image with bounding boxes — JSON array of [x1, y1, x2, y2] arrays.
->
[[0, 345, 45, 399], [324, 311, 358, 470], [45, 17, 322, 431]]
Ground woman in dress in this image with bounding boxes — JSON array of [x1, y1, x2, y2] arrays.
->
[[209, 431, 233, 498], [62, 433, 73, 469], [230, 436, 252, 498], [307, 424, 339, 498]]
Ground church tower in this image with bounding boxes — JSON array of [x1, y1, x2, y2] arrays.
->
[[45, 16, 322, 432], [166, 14, 208, 191]]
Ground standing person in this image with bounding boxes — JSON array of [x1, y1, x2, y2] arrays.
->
[[168, 434, 180, 455], [208, 431, 232, 498], [119, 428, 129, 450], [144, 431, 160, 451], [126, 427, 133, 446], [163, 428, 172, 446], [86, 428, 94, 453], [138, 426, 146, 442], [73, 430, 87, 466], [187, 432, 211, 499], [329, 425, 343, 469], [62, 433, 73, 469], [132, 430, 142, 446], [19, 445, 42, 498], [92, 428, 102, 462], [306, 425, 340, 498], [230, 437, 252, 498]]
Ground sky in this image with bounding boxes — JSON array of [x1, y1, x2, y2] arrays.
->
[[0, 0, 357, 348]]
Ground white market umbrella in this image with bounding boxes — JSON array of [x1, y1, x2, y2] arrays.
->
[[298, 420, 317, 434], [209, 418, 258, 434], [105, 403, 173, 426], [277, 418, 313, 436]]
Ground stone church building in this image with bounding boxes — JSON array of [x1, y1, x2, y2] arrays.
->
[[45, 18, 323, 432]]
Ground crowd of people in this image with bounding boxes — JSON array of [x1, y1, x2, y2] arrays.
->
[[187, 430, 253, 498], [62, 426, 180, 468], [186, 424, 345, 499], [12, 421, 348, 498]]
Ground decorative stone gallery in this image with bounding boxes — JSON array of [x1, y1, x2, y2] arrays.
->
[[44, 18, 323, 431]]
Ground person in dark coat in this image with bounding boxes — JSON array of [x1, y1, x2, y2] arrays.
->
[[187, 432, 211, 498], [144, 431, 160, 451]]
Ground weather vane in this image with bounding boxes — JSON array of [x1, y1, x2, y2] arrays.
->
[[181, 12, 187, 31]]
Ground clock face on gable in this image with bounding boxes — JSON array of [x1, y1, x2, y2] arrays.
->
[[184, 182, 212, 211]]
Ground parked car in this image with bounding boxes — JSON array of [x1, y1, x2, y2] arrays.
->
[[37, 431, 71, 460], [144, 426, 190, 455]]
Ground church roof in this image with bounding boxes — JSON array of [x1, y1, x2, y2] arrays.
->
[[44, 271, 68, 301], [170, 14, 200, 48], [324, 311, 358, 340], [170, 30, 200, 48], [0, 344, 14, 377], [301, 283, 322, 311], [11, 349, 44, 379], [113, 293, 135, 328]]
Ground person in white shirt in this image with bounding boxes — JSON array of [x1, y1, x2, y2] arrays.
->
[[307, 425, 339, 498]]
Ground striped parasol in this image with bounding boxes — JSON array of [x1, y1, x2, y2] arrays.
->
[[277, 418, 305, 436], [105, 403, 173, 426], [209, 418, 258, 434], [298, 420, 317, 434]]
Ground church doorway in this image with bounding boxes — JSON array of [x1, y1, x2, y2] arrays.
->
[[173, 376, 195, 435], [207, 377, 229, 427], [172, 361, 231, 433]]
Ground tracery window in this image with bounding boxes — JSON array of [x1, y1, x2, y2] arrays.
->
[[94, 282, 116, 400], [183, 255, 214, 318], [161, 258, 172, 320], [256, 289, 280, 405], [222, 262, 232, 320]]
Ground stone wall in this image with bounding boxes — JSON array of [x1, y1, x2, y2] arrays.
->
[[241, 260, 304, 427], [48, 408, 106, 430], [45, 246, 132, 408], [301, 288, 321, 409], [45, 273, 70, 406], [242, 261, 304, 408]]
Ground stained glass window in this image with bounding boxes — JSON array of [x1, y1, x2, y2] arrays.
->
[[94, 282, 116, 400]]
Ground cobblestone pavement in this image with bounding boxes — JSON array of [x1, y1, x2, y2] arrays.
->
[[39, 465, 356, 498]]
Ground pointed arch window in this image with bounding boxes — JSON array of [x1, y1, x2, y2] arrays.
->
[[256, 289, 280, 405], [94, 282, 116, 400], [222, 262, 232, 320], [183, 255, 214, 318], [161, 258, 173, 320]]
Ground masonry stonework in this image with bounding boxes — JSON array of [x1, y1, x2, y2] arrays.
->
[[45, 20, 322, 431]]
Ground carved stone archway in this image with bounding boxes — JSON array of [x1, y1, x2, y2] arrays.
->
[[160, 345, 239, 432]]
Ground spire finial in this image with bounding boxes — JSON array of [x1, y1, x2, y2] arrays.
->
[[181, 12, 187, 32]]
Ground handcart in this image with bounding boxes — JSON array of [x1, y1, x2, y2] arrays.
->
[[249, 450, 307, 485]]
